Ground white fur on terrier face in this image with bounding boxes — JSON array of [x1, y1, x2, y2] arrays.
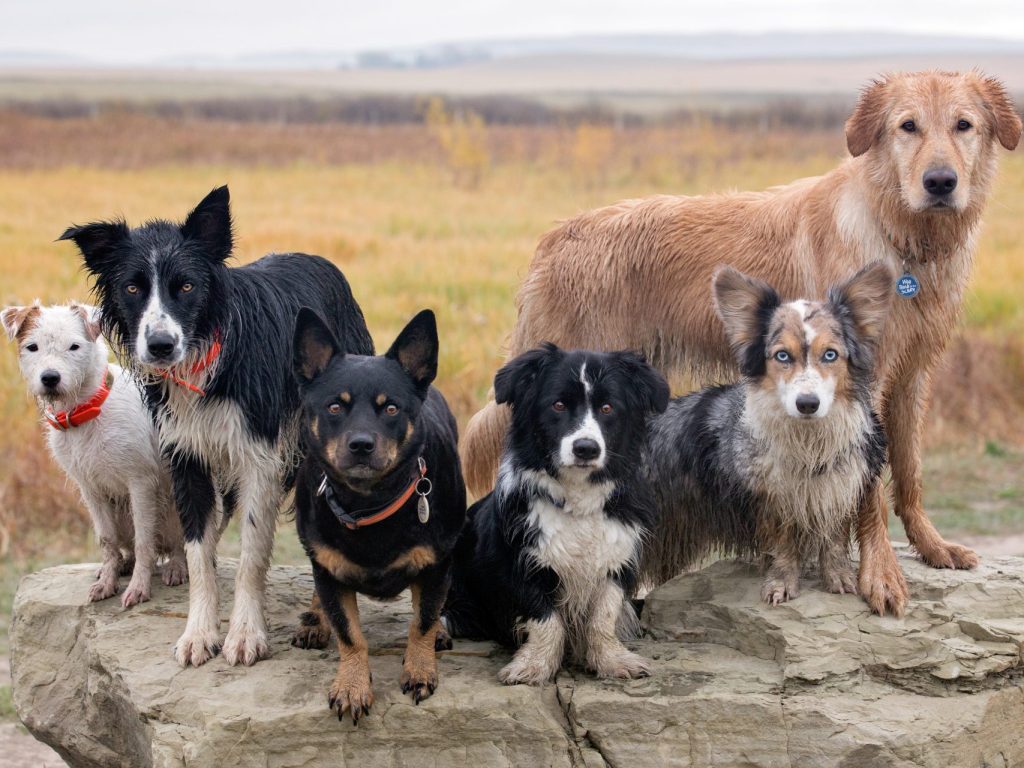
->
[[3, 303, 107, 407]]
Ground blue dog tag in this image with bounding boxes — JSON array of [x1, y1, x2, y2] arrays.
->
[[896, 272, 919, 298]]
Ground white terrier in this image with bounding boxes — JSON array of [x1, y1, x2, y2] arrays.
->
[[3, 301, 187, 606]]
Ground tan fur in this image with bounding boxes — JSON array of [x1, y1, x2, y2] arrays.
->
[[328, 590, 374, 722], [462, 71, 1020, 612], [400, 583, 440, 701], [1, 303, 42, 343], [388, 545, 436, 572], [312, 543, 366, 582]]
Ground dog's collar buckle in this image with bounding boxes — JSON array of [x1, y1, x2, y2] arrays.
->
[[318, 458, 429, 531], [45, 368, 114, 431]]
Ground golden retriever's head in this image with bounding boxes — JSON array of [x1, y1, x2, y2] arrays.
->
[[846, 71, 1021, 215]]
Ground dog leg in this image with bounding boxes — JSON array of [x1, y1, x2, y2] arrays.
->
[[171, 451, 223, 667], [761, 527, 801, 606], [818, 524, 857, 596], [156, 472, 188, 587], [886, 368, 977, 569], [315, 568, 373, 724], [585, 579, 651, 679], [222, 467, 278, 666], [121, 478, 161, 608], [84, 491, 123, 603], [291, 592, 332, 650], [857, 480, 909, 617], [499, 614, 566, 685], [400, 565, 450, 704]]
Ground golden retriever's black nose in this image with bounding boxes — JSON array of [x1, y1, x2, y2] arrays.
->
[[796, 393, 820, 415], [923, 168, 958, 196], [40, 370, 61, 389], [348, 433, 376, 456], [572, 438, 601, 461]]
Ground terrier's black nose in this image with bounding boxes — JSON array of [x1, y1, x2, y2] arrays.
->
[[348, 433, 376, 456], [923, 168, 958, 196], [40, 370, 61, 389], [795, 393, 820, 415], [572, 438, 601, 461], [146, 332, 177, 359]]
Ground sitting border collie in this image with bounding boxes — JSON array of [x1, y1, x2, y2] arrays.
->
[[3, 301, 186, 606], [60, 186, 374, 666], [444, 345, 669, 684], [290, 308, 465, 723], [641, 262, 895, 610]]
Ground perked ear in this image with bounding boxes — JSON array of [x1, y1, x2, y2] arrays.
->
[[57, 220, 129, 274], [385, 309, 439, 390], [712, 265, 780, 373], [181, 185, 233, 262], [293, 307, 342, 384], [977, 75, 1022, 151], [615, 351, 670, 414], [68, 302, 102, 342], [2, 304, 40, 342], [494, 343, 560, 408], [827, 261, 894, 345], [845, 77, 889, 157]]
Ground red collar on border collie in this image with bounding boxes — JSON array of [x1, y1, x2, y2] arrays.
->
[[159, 332, 222, 396], [46, 368, 114, 430], [317, 457, 430, 530]]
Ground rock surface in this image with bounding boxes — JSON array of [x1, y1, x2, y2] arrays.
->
[[11, 552, 1024, 768]]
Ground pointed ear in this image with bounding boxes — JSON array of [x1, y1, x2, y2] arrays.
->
[[2, 304, 40, 342], [713, 266, 780, 375], [58, 220, 129, 274], [69, 302, 102, 342], [385, 309, 438, 390], [494, 344, 559, 408], [976, 75, 1022, 151], [845, 77, 890, 157], [293, 307, 341, 384], [827, 261, 894, 346], [181, 185, 233, 261], [615, 351, 670, 414]]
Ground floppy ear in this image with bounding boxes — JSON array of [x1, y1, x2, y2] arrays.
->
[[58, 220, 129, 274], [977, 75, 1022, 151], [2, 304, 40, 342], [293, 307, 341, 384], [615, 351, 670, 414], [385, 309, 438, 390], [712, 266, 780, 375], [845, 77, 889, 157], [827, 261, 894, 346], [181, 185, 233, 262], [494, 344, 560, 408], [68, 302, 102, 342]]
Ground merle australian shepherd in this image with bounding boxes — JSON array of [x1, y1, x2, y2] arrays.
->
[[60, 186, 373, 667], [642, 262, 894, 609], [290, 308, 465, 722], [444, 345, 669, 684]]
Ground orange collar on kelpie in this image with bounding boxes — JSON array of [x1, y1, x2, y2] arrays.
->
[[318, 458, 429, 531]]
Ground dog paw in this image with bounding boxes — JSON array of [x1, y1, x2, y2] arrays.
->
[[590, 648, 652, 679], [174, 628, 222, 667], [162, 558, 188, 587], [222, 624, 270, 666], [498, 654, 558, 686], [859, 559, 909, 618], [400, 657, 439, 704], [919, 540, 979, 570], [88, 578, 119, 603], [761, 575, 800, 606], [121, 579, 151, 608], [291, 612, 331, 650], [821, 565, 858, 596], [434, 627, 453, 652], [329, 663, 374, 724]]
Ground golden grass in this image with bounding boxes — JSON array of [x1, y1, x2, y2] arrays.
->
[[1, 118, 1023, 555]]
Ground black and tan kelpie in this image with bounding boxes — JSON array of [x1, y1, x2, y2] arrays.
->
[[290, 307, 466, 724]]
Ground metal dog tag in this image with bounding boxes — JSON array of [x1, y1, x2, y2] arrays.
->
[[417, 494, 430, 524]]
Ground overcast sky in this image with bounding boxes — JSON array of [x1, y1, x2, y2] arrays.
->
[[4, 0, 1024, 64]]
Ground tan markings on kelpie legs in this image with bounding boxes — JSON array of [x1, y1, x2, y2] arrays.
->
[[292, 591, 332, 650], [400, 582, 441, 704], [857, 480, 909, 617], [328, 590, 374, 724], [818, 520, 858, 596]]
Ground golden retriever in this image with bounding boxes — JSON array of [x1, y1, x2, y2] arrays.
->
[[462, 70, 1021, 616]]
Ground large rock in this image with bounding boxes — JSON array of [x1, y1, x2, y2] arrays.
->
[[11, 553, 1024, 768]]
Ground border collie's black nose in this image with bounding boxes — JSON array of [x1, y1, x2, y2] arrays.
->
[[348, 433, 376, 456], [796, 393, 820, 415], [147, 332, 177, 359], [572, 438, 601, 461], [40, 370, 61, 389], [923, 168, 958, 196]]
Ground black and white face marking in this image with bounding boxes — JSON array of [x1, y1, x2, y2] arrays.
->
[[135, 264, 188, 366], [557, 363, 607, 470]]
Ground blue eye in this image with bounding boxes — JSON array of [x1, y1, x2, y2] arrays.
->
[[774, 350, 791, 363], [822, 349, 838, 362]]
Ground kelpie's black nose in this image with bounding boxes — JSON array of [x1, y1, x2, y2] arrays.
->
[[796, 393, 820, 415], [348, 433, 376, 456], [923, 168, 958, 196], [147, 332, 177, 359], [572, 438, 601, 461], [40, 370, 61, 389]]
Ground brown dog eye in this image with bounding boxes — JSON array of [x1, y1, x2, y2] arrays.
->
[[69, 343, 80, 351], [600, 403, 613, 415], [126, 284, 139, 295], [26, 343, 38, 352], [385, 404, 399, 416], [901, 120, 916, 133], [957, 119, 972, 131], [327, 403, 342, 415], [180, 282, 193, 294], [553, 401, 567, 412]]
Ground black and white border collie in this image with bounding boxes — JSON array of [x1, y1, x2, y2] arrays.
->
[[60, 186, 374, 666], [445, 344, 669, 684], [642, 262, 895, 611]]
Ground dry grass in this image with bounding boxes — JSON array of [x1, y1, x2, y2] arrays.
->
[[0, 113, 1022, 557]]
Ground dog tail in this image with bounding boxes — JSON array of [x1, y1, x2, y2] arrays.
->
[[461, 395, 510, 498]]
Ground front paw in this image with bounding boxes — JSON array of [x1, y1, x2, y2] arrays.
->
[[499, 653, 559, 686], [858, 555, 909, 617], [89, 575, 119, 602], [589, 647, 652, 679], [821, 564, 858, 596], [761, 573, 800, 606], [162, 557, 188, 587], [329, 660, 374, 724], [400, 655, 439, 704], [121, 578, 152, 608], [919, 540, 979, 570], [174, 627, 222, 667], [223, 623, 270, 666], [291, 612, 331, 650]]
